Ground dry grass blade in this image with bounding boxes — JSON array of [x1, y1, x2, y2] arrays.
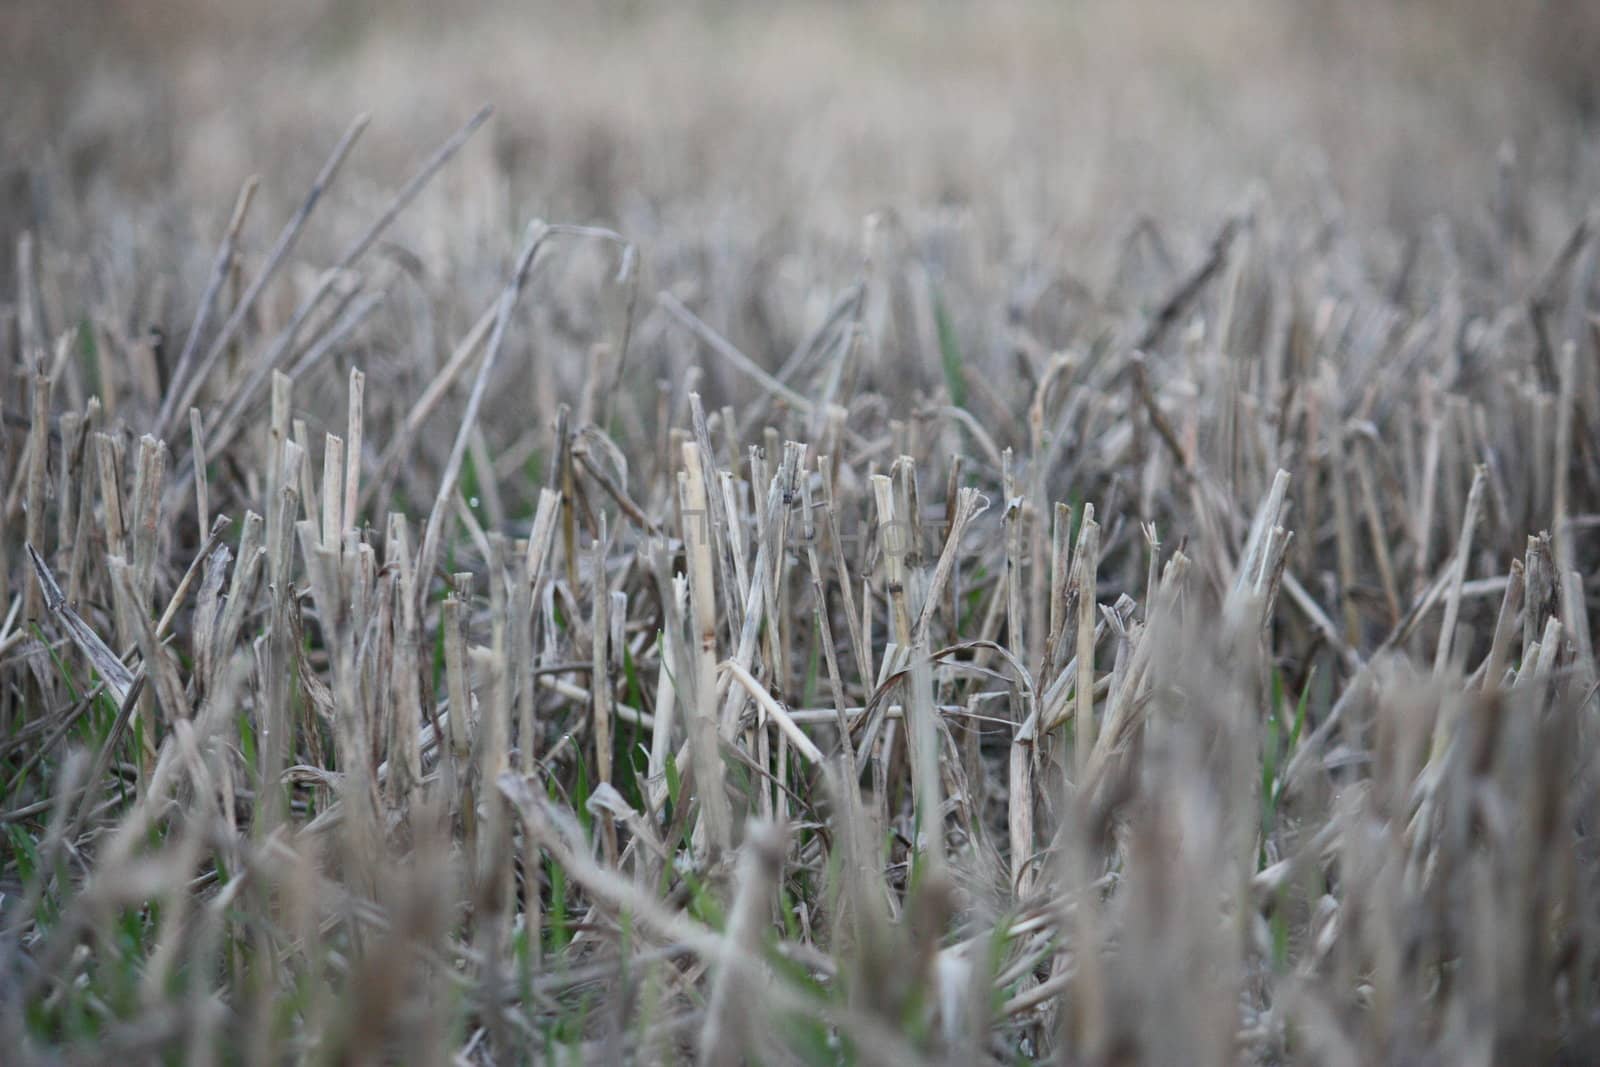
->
[[160, 176, 260, 440], [26, 544, 136, 704], [660, 292, 815, 415], [415, 221, 547, 602], [158, 115, 370, 436]]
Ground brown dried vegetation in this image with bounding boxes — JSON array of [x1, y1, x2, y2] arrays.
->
[[3, 2, 1600, 1063]]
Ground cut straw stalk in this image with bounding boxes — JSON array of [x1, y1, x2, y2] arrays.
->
[[21, 372, 49, 628], [647, 540, 686, 787], [343, 368, 364, 536], [590, 519, 620, 867], [1433, 464, 1487, 678], [1073, 509, 1100, 778], [681, 441, 733, 856]]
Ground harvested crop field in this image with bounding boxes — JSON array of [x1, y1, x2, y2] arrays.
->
[[3, 1, 1600, 1063]]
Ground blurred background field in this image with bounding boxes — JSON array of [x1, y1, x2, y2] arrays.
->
[[5, 0, 1597, 480], [6, 0, 1598, 259]]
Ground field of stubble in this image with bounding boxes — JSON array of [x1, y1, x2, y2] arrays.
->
[[3, 2, 1600, 1063]]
